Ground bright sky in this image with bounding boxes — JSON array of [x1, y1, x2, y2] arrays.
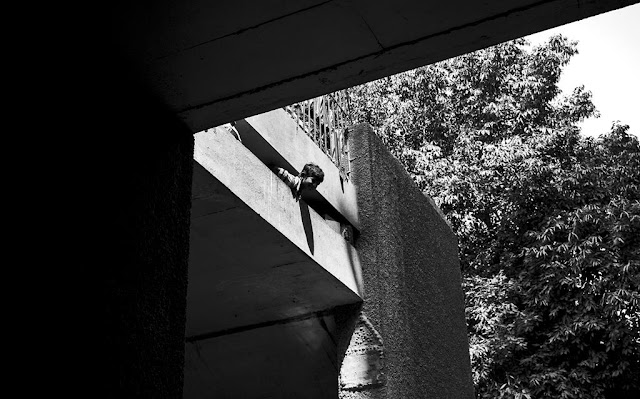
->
[[524, 3, 640, 138]]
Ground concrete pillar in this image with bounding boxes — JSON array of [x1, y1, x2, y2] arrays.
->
[[344, 124, 474, 398], [97, 63, 194, 398]]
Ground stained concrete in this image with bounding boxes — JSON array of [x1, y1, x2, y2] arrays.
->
[[343, 124, 474, 398]]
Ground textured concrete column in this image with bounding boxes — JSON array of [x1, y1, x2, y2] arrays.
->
[[98, 66, 194, 398], [343, 123, 474, 398]]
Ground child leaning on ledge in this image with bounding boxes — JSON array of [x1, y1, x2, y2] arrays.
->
[[271, 162, 324, 201]]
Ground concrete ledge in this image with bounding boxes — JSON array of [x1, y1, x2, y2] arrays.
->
[[188, 126, 363, 337]]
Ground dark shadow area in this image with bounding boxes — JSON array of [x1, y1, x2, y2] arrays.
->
[[301, 188, 350, 226], [299, 200, 314, 254], [93, 48, 194, 399]]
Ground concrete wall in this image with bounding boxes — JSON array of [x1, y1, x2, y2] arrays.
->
[[343, 124, 474, 398], [100, 75, 194, 398]]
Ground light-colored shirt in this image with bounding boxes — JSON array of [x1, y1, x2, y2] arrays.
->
[[274, 167, 302, 200]]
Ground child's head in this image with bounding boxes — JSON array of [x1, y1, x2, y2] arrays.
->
[[299, 163, 324, 190]]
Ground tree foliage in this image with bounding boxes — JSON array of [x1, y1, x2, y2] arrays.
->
[[346, 36, 640, 398]]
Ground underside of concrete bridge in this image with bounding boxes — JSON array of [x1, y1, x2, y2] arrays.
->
[[106, 0, 636, 131]]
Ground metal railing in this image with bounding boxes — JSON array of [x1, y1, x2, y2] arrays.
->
[[284, 91, 352, 181]]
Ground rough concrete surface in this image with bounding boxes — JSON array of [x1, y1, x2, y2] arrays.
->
[[344, 124, 475, 398]]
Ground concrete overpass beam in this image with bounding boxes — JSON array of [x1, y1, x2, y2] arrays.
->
[[188, 126, 363, 338]]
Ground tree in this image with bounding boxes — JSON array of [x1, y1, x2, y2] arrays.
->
[[346, 36, 640, 398]]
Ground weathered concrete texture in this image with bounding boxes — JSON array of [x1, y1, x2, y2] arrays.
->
[[101, 78, 194, 398], [345, 124, 474, 398], [340, 314, 386, 391]]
